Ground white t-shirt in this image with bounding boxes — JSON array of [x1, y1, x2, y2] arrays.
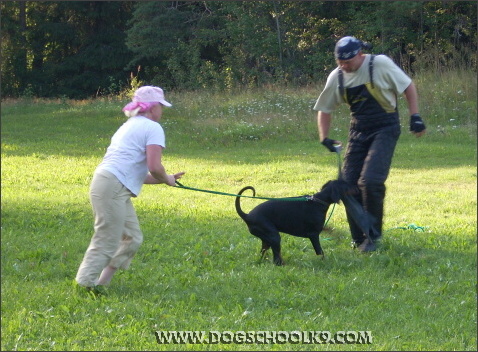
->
[[97, 115, 166, 196], [313, 54, 412, 114]]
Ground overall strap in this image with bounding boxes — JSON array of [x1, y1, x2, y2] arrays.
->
[[369, 54, 375, 89], [338, 54, 375, 98], [338, 68, 345, 98]]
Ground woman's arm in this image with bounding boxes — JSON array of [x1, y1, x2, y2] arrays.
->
[[145, 144, 184, 186]]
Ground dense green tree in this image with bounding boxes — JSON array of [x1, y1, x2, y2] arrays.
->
[[1, 1, 28, 95], [1, 1, 134, 98], [1, 1, 476, 98]]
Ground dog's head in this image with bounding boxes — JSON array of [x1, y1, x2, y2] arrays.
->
[[315, 179, 358, 204]]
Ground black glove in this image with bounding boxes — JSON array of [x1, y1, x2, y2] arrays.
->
[[410, 114, 426, 133], [321, 138, 338, 153]]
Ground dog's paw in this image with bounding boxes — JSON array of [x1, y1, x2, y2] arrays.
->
[[273, 258, 285, 266]]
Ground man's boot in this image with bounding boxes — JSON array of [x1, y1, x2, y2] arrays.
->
[[358, 183, 386, 252], [344, 193, 367, 248]]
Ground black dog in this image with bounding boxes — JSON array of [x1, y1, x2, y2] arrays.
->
[[235, 179, 353, 265]]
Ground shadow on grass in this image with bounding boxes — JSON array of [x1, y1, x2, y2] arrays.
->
[[2, 99, 476, 170], [3, 129, 476, 171], [2, 201, 475, 284]]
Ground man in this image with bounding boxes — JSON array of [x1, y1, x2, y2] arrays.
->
[[313, 36, 426, 252]]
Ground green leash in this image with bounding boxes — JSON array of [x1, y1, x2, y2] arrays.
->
[[386, 224, 429, 232], [175, 148, 428, 239], [175, 181, 309, 202], [323, 147, 343, 228], [175, 147, 344, 229], [175, 148, 343, 204]]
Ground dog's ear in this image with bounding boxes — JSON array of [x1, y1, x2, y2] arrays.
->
[[320, 180, 354, 203], [331, 179, 358, 203], [331, 187, 342, 203], [320, 180, 332, 191], [329, 180, 342, 203]]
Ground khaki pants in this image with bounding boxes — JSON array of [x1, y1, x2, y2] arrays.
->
[[76, 169, 143, 287]]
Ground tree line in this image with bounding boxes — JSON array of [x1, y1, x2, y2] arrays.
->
[[1, 1, 476, 99]]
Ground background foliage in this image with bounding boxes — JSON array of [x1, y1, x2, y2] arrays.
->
[[1, 1, 477, 98]]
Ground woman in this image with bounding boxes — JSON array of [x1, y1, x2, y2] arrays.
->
[[75, 86, 185, 292]]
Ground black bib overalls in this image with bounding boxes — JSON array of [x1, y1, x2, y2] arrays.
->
[[340, 71, 401, 244]]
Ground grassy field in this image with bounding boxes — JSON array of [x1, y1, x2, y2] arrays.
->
[[1, 70, 477, 351]]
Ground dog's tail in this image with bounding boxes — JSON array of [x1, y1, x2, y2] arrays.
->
[[235, 186, 255, 221]]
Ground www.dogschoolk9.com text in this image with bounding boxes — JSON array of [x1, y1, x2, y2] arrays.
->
[[155, 330, 373, 345]]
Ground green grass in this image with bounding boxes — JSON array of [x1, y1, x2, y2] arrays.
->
[[1, 70, 477, 351]]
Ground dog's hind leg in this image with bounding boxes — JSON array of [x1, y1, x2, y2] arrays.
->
[[259, 240, 284, 266], [268, 236, 284, 266], [309, 235, 325, 258], [260, 240, 270, 260]]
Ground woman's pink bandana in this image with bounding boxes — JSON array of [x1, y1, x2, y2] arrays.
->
[[122, 101, 158, 113]]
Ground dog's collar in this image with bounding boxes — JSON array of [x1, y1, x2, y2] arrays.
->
[[306, 195, 330, 206]]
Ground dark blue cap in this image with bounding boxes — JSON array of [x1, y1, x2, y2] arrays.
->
[[334, 36, 364, 60]]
